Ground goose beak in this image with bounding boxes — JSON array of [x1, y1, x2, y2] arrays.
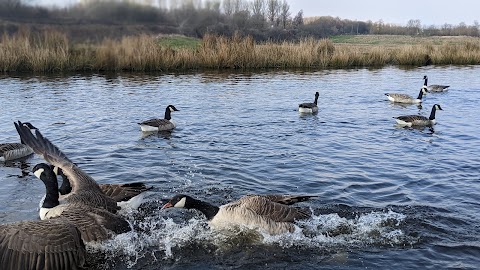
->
[[161, 202, 173, 210]]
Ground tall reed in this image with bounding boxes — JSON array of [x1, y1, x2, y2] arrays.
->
[[1, 31, 480, 72]]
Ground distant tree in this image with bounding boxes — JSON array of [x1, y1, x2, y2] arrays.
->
[[292, 9, 303, 28], [407, 19, 421, 35], [251, 0, 266, 28], [279, 0, 290, 29], [266, 0, 280, 26]]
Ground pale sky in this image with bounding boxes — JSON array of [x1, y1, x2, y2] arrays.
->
[[31, 0, 479, 27]]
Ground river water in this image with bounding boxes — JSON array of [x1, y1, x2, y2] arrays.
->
[[1, 66, 479, 269]]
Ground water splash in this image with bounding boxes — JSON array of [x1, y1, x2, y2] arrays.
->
[[87, 207, 414, 268]]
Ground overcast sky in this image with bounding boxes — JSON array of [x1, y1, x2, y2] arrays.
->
[[32, 0, 479, 26]]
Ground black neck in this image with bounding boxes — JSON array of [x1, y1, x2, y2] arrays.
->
[[190, 199, 220, 220], [417, 89, 425, 99], [429, 106, 437, 120], [424, 77, 428, 86], [42, 174, 60, 209], [164, 107, 172, 120], [314, 94, 319, 105], [58, 173, 72, 195]]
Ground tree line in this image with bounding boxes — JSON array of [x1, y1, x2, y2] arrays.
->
[[0, 0, 478, 41]]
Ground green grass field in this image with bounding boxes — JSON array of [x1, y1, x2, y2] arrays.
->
[[156, 35, 200, 50]]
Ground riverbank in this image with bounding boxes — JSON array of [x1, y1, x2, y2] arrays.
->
[[1, 31, 479, 73]]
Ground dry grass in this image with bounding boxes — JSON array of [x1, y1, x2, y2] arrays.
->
[[1, 32, 479, 72]]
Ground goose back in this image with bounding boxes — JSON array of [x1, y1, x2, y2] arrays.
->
[[0, 143, 34, 161]]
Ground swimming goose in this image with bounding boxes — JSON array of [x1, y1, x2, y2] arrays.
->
[[0, 122, 37, 161], [33, 163, 131, 242], [138, 105, 179, 132], [55, 165, 152, 203], [0, 219, 86, 270], [423, 75, 449, 92], [394, 104, 443, 127], [298, 92, 319, 113], [14, 121, 119, 214], [162, 194, 316, 235], [385, 87, 428, 104]]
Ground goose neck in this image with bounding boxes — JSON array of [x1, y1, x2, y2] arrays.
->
[[429, 106, 437, 120], [190, 199, 220, 220], [164, 107, 172, 120]]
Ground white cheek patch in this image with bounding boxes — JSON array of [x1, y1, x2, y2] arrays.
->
[[174, 197, 186, 208], [34, 168, 45, 179], [169, 106, 175, 112], [53, 166, 59, 175]]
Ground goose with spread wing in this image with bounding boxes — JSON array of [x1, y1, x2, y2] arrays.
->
[[162, 194, 316, 235], [15, 121, 119, 213]]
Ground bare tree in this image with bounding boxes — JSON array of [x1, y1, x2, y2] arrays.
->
[[266, 0, 280, 26], [279, 0, 290, 29], [292, 9, 303, 28]]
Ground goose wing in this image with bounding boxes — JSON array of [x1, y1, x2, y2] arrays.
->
[[0, 219, 86, 270], [15, 121, 118, 212], [99, 182, 153, 202], [395, 115, 428, 122], [385, 93, 412, 100], [53, 205, 131, 243], [429, 85, 449, 91], [138, 118, 171, 127], [235, 195, 311, 223], [260, 195, 317, 205], [298, 102, 316, 108], [0, 143, 33, 160]]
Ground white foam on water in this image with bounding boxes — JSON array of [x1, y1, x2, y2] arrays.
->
[[88, 208, 410, 268]]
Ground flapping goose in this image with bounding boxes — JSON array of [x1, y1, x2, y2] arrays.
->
[[394, 104, 443, 127], [162, 194, 316, 235], [0, 219, 86, 270], [14, 121, 119, 213], [423, 75, 449, 92], [55, 166, 152, 203], [138, 105, 179, 132], [33, 163, 131, 242], [298, 92, 319, 113], [385, 87, 428, 104], [0, 122, 37, 161]]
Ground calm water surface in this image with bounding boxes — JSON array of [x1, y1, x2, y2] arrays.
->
[[1, 66, 479, 269]]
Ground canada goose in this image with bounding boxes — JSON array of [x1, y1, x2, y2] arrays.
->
[[55, 165, 152, 203], [14, 121, 119, 214], [394, 104, 443, 127], [0, 219, 86, 270], [385, 87, 428, 104], [298, 92, 319, 113], [138, 105, 179, 132], [33, 163, 131, 242], [162, 194, 316, 235], [0, 122, 37, 161], [423, 75, 449, 92]]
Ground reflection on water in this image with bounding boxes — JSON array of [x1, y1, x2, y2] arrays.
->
[[1, 66, 480, 269]]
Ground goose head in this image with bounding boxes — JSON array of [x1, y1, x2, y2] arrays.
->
[[22, 122, 38, 130], [33, 163, 60, 203], [161, 194, 193, 210], [33, 163, 57, 184], [421, 86, 429, 94], [315, 92, 319, 98], [167, 105, 179, 112], [434, 104, 443, 111], [423, 75, 428, 80]]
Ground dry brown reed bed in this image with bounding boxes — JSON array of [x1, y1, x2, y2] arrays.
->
[[1, 31, 479, 73]]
